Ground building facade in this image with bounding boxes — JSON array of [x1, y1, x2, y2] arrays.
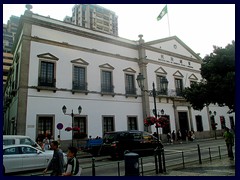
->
[[64, 4, 118, 36], [3, 8, 235, 149], [3, 16, 20, 89]]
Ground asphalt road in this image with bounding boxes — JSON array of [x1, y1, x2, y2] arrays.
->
[[11, 138, 230, 176]]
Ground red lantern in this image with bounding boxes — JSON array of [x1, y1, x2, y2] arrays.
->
[[65, 127, 72, 131], [72, 127, 80, 131]]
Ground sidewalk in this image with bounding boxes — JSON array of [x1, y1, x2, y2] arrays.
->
[[151, 157, 235, 176]]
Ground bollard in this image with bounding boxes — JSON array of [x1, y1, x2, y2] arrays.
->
[[161, 148, 166, 173], [197, 144, 202, 164], [157, 148, 163, 173], [218, 146, 221, 159], [209, 147, 212, 161], [124, 152, 139, 176], [92, 157, 96, 176], [154, 148, 159, 174]]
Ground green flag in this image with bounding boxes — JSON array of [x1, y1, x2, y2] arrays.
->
[[157, 5, 168, 21]]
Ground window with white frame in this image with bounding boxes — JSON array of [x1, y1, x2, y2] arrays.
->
[[103, 116, 114, 133], [125, 74, 136, 95], [39, 61, 55, 87], [157, 75, 168, 95], [73, 66, 87, 90], [175, 78, 183, 96], [101, 70, 113, 93], [128, 117, 138, 130], [37, 116, 53, 139]]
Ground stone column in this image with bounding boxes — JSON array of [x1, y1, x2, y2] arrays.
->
[[137, 35, 151, 132], [188, 106, 194, 130], [173, 103, 179, 131]]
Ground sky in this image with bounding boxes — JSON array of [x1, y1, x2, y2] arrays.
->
[[3, 4, 235, 58]]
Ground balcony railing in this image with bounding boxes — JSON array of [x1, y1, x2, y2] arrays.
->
[[72, 81, 88, 91], [167, 89, 184, 97], [125, 87, 137, 95], [38, 77, 56, 87], [101, 84, 114, 93]]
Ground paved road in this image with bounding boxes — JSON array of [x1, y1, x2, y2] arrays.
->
[[10, 137, 234, 176]]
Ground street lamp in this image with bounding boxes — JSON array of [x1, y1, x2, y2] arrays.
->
[[62, 105, 82, 147], [156, 109, 165, 140], [209, 110, 217, 139], [136, 73, 168, 173]]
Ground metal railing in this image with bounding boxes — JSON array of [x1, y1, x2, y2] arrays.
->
[[30, 144, 229, 176], [78, 143, 228, 176]]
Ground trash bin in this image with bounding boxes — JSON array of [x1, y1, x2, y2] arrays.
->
[[124, 152, 139, 176]]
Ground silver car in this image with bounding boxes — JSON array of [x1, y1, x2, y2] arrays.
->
[[3, 144, 67, 174]]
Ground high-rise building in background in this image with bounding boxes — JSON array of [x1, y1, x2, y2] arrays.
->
[[3, 15, 20, 88], [3, 15, 20, 52], [64, 4, 118, 36]]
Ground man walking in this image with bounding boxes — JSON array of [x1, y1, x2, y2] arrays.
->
[[223, 127, 234, 160], [62, 146, 81, 176], [43, 140, 65, 176]]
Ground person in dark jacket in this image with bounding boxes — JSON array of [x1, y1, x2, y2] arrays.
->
[[43, 140, 64, 176], [223, 127, 234, 160], [62, 146, 81, 176]]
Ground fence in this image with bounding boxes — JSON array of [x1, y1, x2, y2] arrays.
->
[[79, 143, 228, 176], [31, 143, 228, 176]]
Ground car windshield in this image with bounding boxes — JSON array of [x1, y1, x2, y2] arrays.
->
[[3, 139, 15, 146], [103, 133, 117, 143], [103, 132, 143, 143]]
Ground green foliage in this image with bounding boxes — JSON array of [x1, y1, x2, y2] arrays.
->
[[183, 41, 235, 113]]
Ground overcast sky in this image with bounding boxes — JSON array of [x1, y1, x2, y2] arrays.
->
[[3, 4, 235, 58]]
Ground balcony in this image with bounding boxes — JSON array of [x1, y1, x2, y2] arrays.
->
[[125, 88, 137, 98], [37, 77, 57, 92], [72, 82, 88, 95], [101, 84, 115, 97]]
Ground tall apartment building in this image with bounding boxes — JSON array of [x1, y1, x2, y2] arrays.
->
[[3, 15, 20, 52], [64, 4, 118, 36], [3, 16, 20, 88]]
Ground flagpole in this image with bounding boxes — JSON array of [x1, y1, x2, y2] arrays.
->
[[167, 8, 171, 36]]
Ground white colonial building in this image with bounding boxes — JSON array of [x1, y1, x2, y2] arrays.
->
[[3, 8, 235, 149]]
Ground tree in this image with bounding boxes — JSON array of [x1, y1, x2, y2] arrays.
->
[[183, 41, 235, 113]]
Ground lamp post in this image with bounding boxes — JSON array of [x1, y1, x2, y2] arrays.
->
[[155, 109, 165, 140], [62, 105, 82, 147], [136, 73, 168, 173], [209, 110, 217, 140]]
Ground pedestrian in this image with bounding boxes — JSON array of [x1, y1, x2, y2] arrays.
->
[[62, 146, 81, 176], [171, 130, 176, 142], [177, 130, 182, 143], [167, 132, 171, 144], [43, 136, 50, 150], [43, 140, 65, 176], [223, 127, 234, 160], [49, 135, 54, 144], [37, 138, 44, 151]]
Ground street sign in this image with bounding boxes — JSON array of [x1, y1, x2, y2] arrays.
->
[[57, 123, 63, 130]]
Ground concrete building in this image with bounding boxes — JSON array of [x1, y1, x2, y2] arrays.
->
[[3, 16, 20, 89], [64, 4, 118, 36], [3, 7, 235, 149]]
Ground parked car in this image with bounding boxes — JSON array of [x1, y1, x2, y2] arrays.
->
[[3, 135, 41, 150], [3, 144, 67, 174], [100, 130, 163, 159], [81, 138, 103, 156]]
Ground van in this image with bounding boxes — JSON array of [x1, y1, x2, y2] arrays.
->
[[3, 135, 41, 150], [100, 130, 163, 159]]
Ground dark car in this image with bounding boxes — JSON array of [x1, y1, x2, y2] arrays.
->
[[100, 130, 163, 159]]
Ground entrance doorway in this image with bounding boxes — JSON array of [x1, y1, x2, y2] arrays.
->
[[178, 112, 189, 140]]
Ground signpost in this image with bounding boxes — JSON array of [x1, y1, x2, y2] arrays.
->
[[57, 123, 63, 145]]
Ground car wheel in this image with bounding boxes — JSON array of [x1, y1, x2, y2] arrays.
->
[[3, 166, 5, 175]]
